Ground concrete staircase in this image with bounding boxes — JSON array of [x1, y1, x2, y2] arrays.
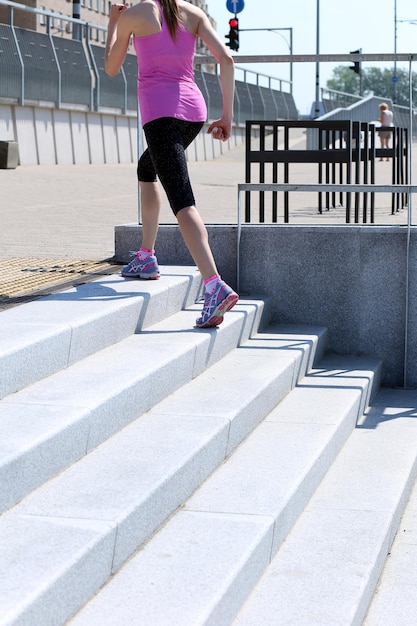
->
[[0, 265, 416, 625]]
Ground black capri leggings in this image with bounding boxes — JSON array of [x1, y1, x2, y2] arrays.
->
[[137, 117, 204, 216]]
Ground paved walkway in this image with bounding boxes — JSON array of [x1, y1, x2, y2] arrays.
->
[[0, 145, 245, 262]]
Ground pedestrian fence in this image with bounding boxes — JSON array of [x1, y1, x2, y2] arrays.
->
[[243, 120, 410, 224]]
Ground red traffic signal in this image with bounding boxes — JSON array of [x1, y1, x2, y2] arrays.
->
[[226, 17, 239, 52]]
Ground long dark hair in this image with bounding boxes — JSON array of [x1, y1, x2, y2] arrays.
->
[[159, 0, 179, 40]]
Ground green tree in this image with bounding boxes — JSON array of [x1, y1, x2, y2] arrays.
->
[[326, 66, 361, 96], [326, 65, 417, 107]]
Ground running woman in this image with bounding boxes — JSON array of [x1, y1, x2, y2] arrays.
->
[[105, 0, 239, 327]]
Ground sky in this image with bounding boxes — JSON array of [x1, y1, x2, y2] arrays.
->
[[206, 0, 417, 115]]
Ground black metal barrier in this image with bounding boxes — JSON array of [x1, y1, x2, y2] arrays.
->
[[245, 120, 409, 223]]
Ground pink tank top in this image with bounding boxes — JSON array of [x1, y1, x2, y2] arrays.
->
[[134, 1, 207, 126]]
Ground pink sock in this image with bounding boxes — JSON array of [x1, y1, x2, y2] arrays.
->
[[204, 275, 220, 294], [137, 247, 154, 261]]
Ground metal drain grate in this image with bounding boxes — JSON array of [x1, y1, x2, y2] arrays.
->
[[0, 258, 120, 309]]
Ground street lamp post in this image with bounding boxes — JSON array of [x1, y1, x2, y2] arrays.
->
[[314, 0, 320, 117]]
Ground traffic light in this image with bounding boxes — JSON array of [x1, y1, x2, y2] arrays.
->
[[349, 49, 361, 75], [226, 17, 239, 52]]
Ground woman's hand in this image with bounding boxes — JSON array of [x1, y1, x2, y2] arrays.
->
[[109, 2, 129, 23], [208, 118, 232, 142]]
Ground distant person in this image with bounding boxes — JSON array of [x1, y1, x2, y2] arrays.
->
[[104, 0, 238, 328], [378, 102, 394, 161]]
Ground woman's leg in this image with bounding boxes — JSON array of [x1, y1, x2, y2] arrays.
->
[[176, 205, 218, 281], [140, 180, 161, 251]]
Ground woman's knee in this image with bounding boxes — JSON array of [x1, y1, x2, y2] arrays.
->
[[137, 150, 157, 182]]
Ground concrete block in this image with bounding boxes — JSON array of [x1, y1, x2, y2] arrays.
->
[[0, 269, 200, 332], [404, 239, 417, 388], [266, 383, 362, 425], [115, 224, 193, 265], [160, 265, 202, 309], [358, 228, 406, 367], [0, 140, 19, 169]]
